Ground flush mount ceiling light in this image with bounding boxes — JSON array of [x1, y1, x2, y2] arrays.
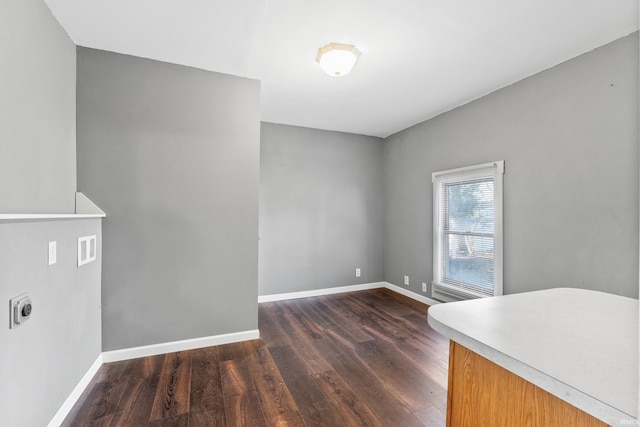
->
[[316, 43, 361, 77]]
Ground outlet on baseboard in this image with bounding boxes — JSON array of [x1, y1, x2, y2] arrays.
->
[[422, 282, 427, 292], [404, 275, 409, 286]]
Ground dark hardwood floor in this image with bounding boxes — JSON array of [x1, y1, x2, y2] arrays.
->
[[62, 288, 449, 426]]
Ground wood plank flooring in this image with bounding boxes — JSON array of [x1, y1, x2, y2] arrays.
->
[[62, 288, 449, 426]]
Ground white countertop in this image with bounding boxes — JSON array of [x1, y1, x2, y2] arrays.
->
[[427, 288, 638, 427]]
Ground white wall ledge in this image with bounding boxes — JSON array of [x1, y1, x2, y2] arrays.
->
[[0, 192, 105, 221]]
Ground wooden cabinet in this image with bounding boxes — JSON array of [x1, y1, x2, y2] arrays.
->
[[446, 341, 608, 427]]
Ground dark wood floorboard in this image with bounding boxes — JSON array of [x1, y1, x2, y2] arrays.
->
[[241, 340, 305, 426], [62, 288, 449, 426], [189, 347, 226, 427]]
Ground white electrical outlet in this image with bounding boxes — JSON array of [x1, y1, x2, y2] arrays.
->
[[422, 282, 427, 292], [78, 235, 97, 267], [355, 268, 361, 277], [404, 275, 409, 286], [48, 241, 57, 265]]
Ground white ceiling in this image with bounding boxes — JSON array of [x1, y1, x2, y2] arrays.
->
[[44, 0, 638, 138]]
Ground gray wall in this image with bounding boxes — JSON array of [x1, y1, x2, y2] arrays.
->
[[0, 1, 102, 426], [0, 220, 102, 427], [384, 32, 639, 299], [0, 0, 76, 213], [77, 48, 261, 351], [259, 123, 384, 295]]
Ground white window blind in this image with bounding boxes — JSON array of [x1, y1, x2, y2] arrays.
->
[[432, 161, 504, 302]]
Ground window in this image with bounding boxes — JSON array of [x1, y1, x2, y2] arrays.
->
[[432, 161, 504, 302]]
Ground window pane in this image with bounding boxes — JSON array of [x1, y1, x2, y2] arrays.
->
[[443, 234, 494, 290], [432, 161, 503, 301], [445, 180, 494, 234]]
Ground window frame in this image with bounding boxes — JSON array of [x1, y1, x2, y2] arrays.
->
[[432, 161, 504, 302]]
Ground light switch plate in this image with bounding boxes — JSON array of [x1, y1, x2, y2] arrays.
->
[[48, 241, 57, 265]]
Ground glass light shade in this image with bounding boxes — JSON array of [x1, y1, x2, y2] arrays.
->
[[316, 43, 361, 77]]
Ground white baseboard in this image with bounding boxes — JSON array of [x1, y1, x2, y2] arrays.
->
[[258, 281, 441, 306], [47, 353, 104, 427], [258, 282, 385, 303], [50, 284, 435, 426], [102, 329, 260, 363], [47, 329, 259, 425], [383, 282, 441, 306]]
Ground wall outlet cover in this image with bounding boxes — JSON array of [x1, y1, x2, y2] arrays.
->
[[404, 276, 409, 285], [356, 268, 361, 277], [78, 235, 97, 267]]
